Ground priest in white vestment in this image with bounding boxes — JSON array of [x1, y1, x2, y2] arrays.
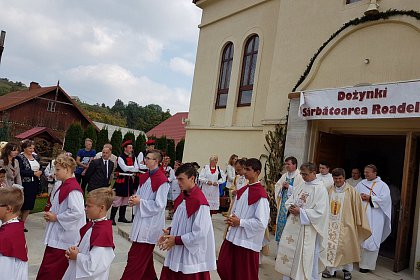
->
[[275, 162, 329, 280], [158, 163, 216, 279], [316, 162, 333, 189], [355, 164, 391, 273], [346, 168, 362, 187], [274, 156, 304, 245], [322, 168, 371, 280]]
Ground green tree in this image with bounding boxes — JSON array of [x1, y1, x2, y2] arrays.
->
[[155, 136, 168, 154], [135, 133, 146, 155], [123, 131, 136, 144], [96, 127, 109, 151], [64, 123, 84, 159], [110, 130, 122, 156], [83, 124, 98, 149], [0, 122, 10, 141], [175, 139, 185, 162], [166, 139, 176, 166]]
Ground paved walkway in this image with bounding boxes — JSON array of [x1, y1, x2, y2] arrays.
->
[[26, 210, 415, 280]]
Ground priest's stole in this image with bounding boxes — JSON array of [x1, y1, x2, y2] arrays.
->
[[326, 191, 345, 267]]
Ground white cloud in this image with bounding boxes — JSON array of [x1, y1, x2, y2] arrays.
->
[[0, 0, 200, 115], [63, 64, 191, 113], [169, 57, 195, 77]]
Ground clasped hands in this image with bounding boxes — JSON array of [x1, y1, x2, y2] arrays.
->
[[360, 193, 371, 202], [128, 195, 140, 207], [289, 204, 300, 215], [43, 211, 57, 222], [65, 246, 79, 260], [157, 229, 175, 251], [224, 214, 240, 227]]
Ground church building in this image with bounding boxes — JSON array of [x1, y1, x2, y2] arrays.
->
[[184, 0, 420, 276]]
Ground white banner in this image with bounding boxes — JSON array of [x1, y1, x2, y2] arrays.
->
[[298, 80, 420, 120]]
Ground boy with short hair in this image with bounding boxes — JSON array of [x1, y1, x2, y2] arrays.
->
[[0, 186, 28, 280], [217, 158, 270, 280], [158, 163, 216, 279], [63, 188, 116, 280], [37, 154, 86, 280]]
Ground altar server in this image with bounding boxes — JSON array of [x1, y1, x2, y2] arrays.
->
[[217, 158, 270, 280], [0, 186, 28, 280], [37, 154, 86, 280], [158, 163, 216, 279], [63, 188, 115, 280], [121, 149, 170, 280]]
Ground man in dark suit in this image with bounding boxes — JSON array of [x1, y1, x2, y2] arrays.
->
[[85, 146, 114, 192]]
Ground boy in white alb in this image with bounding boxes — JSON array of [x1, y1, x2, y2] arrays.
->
[[37, 155, 86, 280], [121, 149, 170, 280], [0, 186, 28, 280], [316, 161, 334, 188], [217, 158, 270, 280], [63, 188, 116, 280], [158, 163, 216, 279]]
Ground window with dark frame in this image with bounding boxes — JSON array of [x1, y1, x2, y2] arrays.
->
[[346, 0, 362, 4], [215, 42, 234, 109], [47, 101, 56, 112], [238, 35, 259, 107]]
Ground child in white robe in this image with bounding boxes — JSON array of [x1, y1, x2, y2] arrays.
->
[[63, 188, 116, 280], [158, 163, 217, 279], [37, 155, 86, 280], [0, 186, 28, 280]]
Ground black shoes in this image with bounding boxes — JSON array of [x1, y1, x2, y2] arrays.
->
[[118, 217, 132, 223], [24, 228, 28, 232], [322, 271, 336, 278], [111, 219, 116, 226], [359, 268, 370, 273]]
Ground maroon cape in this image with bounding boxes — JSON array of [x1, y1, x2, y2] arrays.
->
[[79, 220, 115, 250], [236, 182, 268, 205], [138, 168, 168, 192], [44, 177, 83, 211], [0, 221, 28, 261], [173, 185, 209, 218]]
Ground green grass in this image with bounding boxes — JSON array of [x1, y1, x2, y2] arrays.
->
[[31, 197, 48, 214]]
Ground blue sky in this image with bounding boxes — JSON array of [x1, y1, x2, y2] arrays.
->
[[0, 0, 202, 114]]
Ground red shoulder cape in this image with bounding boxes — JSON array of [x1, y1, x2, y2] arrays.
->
[[0, 221, 28, 261], [236, 182, 268, 205], [138, 168, 168, 192], [79, 220, 115, 250], [59, 177, 83, 204], [174, 185, 209, 218]]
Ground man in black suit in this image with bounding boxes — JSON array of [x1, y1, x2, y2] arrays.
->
[[85, 146, 114, 192]]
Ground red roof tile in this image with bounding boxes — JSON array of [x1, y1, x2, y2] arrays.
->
[[146, 112, 188, 144], [0, 84, 97, 129], [15, 127, 63, 144]]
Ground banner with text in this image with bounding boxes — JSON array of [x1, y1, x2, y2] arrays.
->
[[298, 80, 420, 120]]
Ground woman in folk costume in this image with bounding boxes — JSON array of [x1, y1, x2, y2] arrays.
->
[[198, 155, 226, 215], [158, 163, 216, 279], [355, 164, 391, 273], [275, 162, 329, 280], [274, 156, 304, 245], [37, 154, 86, 280]]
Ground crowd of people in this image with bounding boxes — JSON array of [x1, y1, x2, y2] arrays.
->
[[0, 138, 394, 280]]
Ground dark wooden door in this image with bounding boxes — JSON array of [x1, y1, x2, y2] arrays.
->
[[394, 132, 418, 272], [313, 131, 345, 170]]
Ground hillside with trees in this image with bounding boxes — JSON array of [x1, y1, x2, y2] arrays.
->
[[0, 78, 172, 132]]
